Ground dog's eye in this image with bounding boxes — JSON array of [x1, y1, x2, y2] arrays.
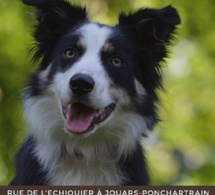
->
[[64, 48, 77, 59], [112, 57, 123, 67]]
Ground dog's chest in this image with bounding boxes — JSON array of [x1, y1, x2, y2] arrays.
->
[[49, 156, 123, 185]]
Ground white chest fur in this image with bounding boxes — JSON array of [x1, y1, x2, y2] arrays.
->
[[50, 156, 123, 185], [34, 140, 125, 185]]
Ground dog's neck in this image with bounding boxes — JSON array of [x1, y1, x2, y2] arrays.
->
[[60, 140, 119, 162], [34, 135, 125, 185]]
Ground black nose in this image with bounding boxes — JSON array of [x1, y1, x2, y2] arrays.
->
[[69, 73, 95, 95]]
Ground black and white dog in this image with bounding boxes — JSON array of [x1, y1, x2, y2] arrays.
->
[[10, 0, 180, 185]]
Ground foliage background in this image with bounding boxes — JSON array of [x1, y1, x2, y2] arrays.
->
[[0, 0, 214, 185]]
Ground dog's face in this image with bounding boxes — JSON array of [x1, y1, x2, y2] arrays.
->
[[23, 0, 180, 140], [54, 23, 136, 135]]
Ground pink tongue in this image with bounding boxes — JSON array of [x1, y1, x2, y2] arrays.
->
[[66, 103, 95, 133]]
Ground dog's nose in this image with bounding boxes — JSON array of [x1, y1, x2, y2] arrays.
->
[[69, 73, 95, 95]]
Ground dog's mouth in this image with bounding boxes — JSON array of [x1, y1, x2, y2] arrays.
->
[[62, 102, 116, 134]]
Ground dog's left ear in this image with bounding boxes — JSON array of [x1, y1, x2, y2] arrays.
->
[[119, 5, 181, 61]]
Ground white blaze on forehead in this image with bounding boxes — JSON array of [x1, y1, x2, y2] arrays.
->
[[64, 23, 112, 76], [63, 22, 112, 80], [78, 23, 112, 53], [71, 23, 112, 75]]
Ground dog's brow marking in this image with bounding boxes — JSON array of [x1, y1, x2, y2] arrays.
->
[[77, 37, 86, 50], [103, 42, 115, 53]]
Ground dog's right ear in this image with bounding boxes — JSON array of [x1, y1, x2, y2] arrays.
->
[[22, 0, 88, 65], [22, 0, 87, 36]]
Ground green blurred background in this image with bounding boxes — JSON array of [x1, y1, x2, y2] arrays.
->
[[0, 0, 215, 185]]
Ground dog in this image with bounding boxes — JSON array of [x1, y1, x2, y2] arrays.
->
[[10, 0, 180, 185]]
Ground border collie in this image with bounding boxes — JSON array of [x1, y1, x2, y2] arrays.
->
[[10, 0, 180, 185]]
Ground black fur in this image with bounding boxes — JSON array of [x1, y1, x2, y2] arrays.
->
[[10, 137, 48, 185]]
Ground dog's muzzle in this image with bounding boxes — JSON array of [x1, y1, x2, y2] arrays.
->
[[61, 73, 117, 134]]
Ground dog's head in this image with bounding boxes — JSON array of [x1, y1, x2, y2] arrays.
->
[[23, 0, 180, 142]]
